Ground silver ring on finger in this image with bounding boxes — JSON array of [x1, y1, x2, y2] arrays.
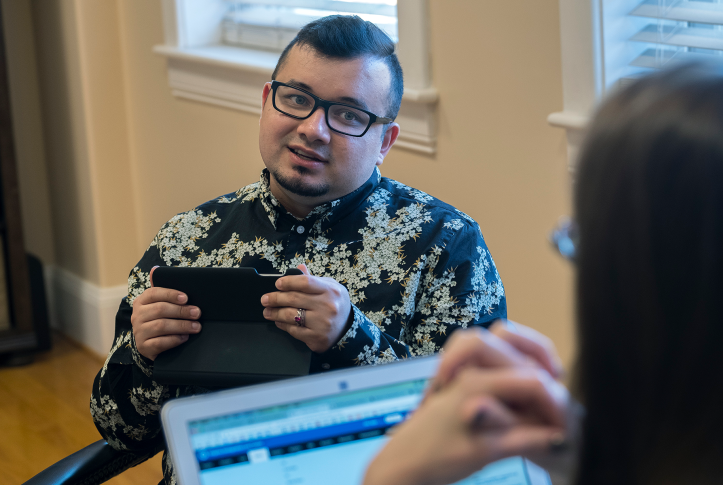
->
[[294, 308, 306, 327]]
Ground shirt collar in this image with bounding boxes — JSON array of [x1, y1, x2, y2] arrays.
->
[[258, 168, 381, 230]]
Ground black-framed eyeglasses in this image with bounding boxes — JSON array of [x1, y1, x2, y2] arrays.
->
[[269, 80, 395, 137], [550, 217, 578, 262]]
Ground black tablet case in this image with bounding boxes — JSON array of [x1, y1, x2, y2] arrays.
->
[[151, 267, 311, 388]]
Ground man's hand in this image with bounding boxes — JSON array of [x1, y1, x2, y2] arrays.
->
[[131, 287, 202, 361], [261, 264, 352, 353]]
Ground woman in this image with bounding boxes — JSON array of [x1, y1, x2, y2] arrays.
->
[[365, 62, 723, 485]]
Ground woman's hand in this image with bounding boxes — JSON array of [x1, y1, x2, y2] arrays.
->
[[428, 320, 564, 395], [363, 324, 570, 485], [364, 366, 569, 485]]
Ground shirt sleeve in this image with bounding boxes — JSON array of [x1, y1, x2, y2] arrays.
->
[[322, 304, 412, 367], [90, 226, 174, 453], [90, 299, 172, 452], [323, 221, 507, 367]]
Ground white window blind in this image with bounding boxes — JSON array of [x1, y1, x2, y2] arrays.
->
[[222, 0, 398, 51], [603, 0, 723, 90]]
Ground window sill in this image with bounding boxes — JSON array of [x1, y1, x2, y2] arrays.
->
[[153, 44, 439, 154], [547, 111, 590, 173], [547, 111, 588, 131]]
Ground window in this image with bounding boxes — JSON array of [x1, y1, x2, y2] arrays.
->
[[549, 0, 723, 169], [222, 1, 398, 50], [156, 0, 437, 154], [602, 0, 723, 90]]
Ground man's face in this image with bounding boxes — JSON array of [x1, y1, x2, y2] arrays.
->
[[259, 45, 399, 211]]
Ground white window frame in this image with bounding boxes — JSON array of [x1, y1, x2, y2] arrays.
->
[[550, 0, 723, 169], [155, 0, 438, 154], [548, 0, 604, 171]]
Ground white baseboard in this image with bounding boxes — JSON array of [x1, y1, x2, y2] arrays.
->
[[45, 265, 128, 358]]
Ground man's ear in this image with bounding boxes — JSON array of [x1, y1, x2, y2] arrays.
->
[[261, 82, 272, 108], [376, 122, 400, 166]]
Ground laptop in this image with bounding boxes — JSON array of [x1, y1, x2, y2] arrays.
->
[[161, 355, 552, 485]]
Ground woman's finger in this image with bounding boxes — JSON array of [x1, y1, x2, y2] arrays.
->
[[297, 263, 311, 275], [480, 425, 565, 464], [490, 320, 565, 379], [429, 328, 531, 394], [453, 367, 568, 428], [459, 394, 518, 430]]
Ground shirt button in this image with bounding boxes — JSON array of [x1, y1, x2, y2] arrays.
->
[[321, 363, 330, 370], [297, 226, 305, 234]]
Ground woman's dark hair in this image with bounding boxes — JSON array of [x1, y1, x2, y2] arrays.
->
[[272, 15, 403, 119], [575, 63, 723, 485]]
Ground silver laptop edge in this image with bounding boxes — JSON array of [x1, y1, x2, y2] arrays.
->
[[162, 355, 440, 484]]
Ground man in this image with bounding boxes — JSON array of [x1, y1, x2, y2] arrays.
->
[[91, 15, 505, 484]]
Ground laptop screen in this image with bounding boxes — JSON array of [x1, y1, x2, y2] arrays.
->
[[186, 378, 538, 485]]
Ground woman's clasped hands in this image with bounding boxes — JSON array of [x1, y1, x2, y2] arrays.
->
[[363, 321, 572, 485]]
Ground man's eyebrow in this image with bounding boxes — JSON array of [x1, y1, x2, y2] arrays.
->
[[285, 79, 369, 111], [338, 96, 368, 111], [286, 79, 314, 92]]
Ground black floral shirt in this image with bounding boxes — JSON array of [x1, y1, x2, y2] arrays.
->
[[90, 168, 506, 484]]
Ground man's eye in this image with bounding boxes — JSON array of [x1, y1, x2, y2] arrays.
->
[[335, 110, 362, 125], [329, 106, 369, 127], [342, 111, 359, 121], [290, 95, 308, 105]]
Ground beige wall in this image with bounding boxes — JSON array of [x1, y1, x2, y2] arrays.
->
[[12, 0, 575, 365], [29, 0, 140, 287], [1, 0, 55, 264], [391, 2, 575, 364], [117, 0, 265, 247]]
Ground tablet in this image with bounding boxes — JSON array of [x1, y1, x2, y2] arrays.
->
[[161, 355, 551, 485], [151, 267, 312, 388]]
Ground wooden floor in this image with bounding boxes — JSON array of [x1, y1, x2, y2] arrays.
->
[[0, 333, 163, 485]]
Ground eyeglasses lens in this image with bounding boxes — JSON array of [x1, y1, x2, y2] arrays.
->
[[550, 218, 578, 262], [327, 105, 370, 136], [274, 85, 370, 136]]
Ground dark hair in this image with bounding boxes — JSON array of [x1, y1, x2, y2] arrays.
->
[[574, 63, 723, 485], [272, 15, 403, 119]]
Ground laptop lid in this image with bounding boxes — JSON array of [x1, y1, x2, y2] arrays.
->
[[162, 356, 551, 485]]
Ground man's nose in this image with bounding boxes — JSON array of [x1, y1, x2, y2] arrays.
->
[[297, 106, 331, 144]]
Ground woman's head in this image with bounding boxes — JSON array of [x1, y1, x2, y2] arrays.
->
[[575, 63, 723, 485]]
